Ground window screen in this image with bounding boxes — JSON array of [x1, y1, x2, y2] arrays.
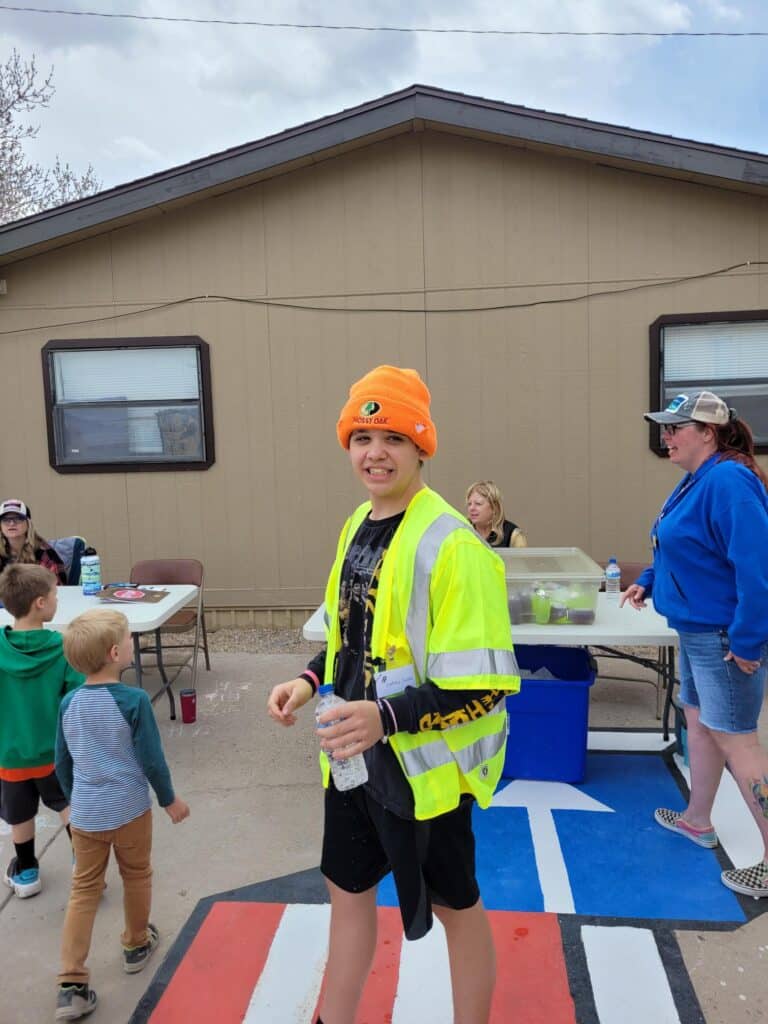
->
[[650, 314, 768, 453], [42, 338, 214, 473]]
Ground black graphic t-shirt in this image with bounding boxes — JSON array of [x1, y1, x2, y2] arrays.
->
[[306, 510, 508, 819], [335, 511, 403, 704], [334, 512, 415, 816]]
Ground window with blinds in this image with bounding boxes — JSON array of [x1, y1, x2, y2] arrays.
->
[[42, 337, 215, 473], [649, 313, 768, 455]]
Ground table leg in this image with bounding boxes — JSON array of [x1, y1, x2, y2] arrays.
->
[[153, 631, 176, 720], [132, 634, 143, 689], [661, 645, 676, 741]]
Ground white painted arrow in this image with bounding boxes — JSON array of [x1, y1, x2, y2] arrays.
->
[[492, 780, 614, 914]]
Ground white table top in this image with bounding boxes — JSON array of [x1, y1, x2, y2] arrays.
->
[[302, 592, 677, 647], [0, 585, 199, 634]]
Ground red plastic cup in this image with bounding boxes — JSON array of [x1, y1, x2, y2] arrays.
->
[[180, 689, 197, 724]]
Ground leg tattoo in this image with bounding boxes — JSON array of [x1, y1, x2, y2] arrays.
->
[[750, 777, 768, 819]]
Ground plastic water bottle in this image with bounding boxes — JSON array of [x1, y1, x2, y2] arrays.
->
[[605, 557, 621, 603], [81, 548, 102, 596], [315, 684, 368, 791]]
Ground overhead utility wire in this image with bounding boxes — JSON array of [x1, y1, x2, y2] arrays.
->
[[1, 261, 765, 337], [1, 6, 768, 36]]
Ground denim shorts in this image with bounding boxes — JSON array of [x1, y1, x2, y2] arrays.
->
[[678, 630, 768, 734]]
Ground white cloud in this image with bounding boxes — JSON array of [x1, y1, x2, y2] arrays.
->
[[2, 0, 767, 192], [106, 136, 166, 168]]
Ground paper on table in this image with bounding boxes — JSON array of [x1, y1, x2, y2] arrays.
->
[[97, 586, 170, 604]]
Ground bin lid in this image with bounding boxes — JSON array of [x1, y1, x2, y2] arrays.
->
[[496, 547, 604, 582]]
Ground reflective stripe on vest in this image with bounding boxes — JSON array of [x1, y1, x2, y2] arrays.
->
[[397, 702, 507, 778], [427, 647, 520, 680], [406, 513, 475, 680]]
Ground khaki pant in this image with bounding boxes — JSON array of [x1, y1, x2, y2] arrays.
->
[[58, 810, 153, 985]]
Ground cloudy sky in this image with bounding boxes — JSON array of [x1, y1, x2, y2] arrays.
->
[[2, 0, 768, 193]]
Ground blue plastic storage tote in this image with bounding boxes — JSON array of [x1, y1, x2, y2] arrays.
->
[[503, 645, 596, 783]]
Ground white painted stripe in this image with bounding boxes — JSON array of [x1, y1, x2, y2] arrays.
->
[[243, 903, 330, 1023], [673, 754, 762, 868], [392, 918, 453, 1024], [588, 731, 674, 752], [529, 808, 575, 914], [582, 925, 680, 1024]]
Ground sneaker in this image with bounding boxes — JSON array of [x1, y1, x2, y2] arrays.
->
[[721, 861, 768, 899], [123, 923, 159, 974], [3, 856, 42, 898], [55, 983, 97, 1021], [654, 808, 719, 848]]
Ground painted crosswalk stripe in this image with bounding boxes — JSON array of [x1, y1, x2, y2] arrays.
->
[[674, 753, 763, 870], [148, 902, 286, 1023], [391, 917, 453, 1023], [243, 903, 330, 1022], [582, 925, 680, 1024], [588, 730, 674, 752], [147, 904, 578, 1023]]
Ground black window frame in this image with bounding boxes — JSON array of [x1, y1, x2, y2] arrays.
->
[[42, 336, 215, 474], [649, 309, 768, 457]]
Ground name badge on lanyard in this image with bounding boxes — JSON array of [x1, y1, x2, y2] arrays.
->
[[374, 663, 417, 698]]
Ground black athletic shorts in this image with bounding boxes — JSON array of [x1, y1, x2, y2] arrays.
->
[[0, 771, 68, 825], [320, 783, 480, 941]]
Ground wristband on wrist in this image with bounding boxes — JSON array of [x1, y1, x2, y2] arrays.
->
[[376, 699, 391, 743], [299, 670, 319, 695], [380, 697, 398, 736]]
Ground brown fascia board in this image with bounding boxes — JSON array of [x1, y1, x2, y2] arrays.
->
[[2, 83, 768, 265]]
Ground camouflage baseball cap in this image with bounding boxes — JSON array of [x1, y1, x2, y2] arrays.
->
[[644, 390, 734, 426]]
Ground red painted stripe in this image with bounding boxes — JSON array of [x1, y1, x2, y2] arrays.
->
[[148, 903, 574, 1024], [490, 911, 576, 1024], [148, 902, 285, 1023], [311, 905, 403, 1024], [357, 906, 404, 1024]]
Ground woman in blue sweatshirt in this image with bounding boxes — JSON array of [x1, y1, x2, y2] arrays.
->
[[622, 390, 768, 899]]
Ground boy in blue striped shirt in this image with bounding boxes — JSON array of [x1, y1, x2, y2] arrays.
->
[[54, 609, 190, 1022]]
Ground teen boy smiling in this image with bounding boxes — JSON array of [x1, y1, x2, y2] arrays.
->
[[268, 365, 519, 1024]]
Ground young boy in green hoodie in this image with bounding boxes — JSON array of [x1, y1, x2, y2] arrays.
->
[[0, 564, 84, 898]]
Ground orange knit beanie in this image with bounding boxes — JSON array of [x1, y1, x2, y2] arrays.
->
[[336, 365, 437, 457]]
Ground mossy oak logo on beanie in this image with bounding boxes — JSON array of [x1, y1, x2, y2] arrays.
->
[[337, 365, 438, 457]]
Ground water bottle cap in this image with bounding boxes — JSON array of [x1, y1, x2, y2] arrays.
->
[[608, 557, 617, 563], [318, 683, 334, 696]]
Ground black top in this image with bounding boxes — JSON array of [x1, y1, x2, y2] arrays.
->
[[488, 519, 520, 548], [308, 511, 506, 819]]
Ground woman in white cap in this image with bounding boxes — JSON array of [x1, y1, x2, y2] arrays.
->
[[621, 391, 768, 899], [0, 500, 66, 585]]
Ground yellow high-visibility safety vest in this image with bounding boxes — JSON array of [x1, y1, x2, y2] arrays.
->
[[322, 486, 520, 821]]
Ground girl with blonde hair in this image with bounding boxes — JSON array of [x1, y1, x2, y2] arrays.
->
[[0, 500, 66, 585]]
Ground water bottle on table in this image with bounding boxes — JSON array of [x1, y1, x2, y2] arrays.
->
[[315, 684, 368, 791], [81, 548, 102, 596], [604, 557, 621, 603]]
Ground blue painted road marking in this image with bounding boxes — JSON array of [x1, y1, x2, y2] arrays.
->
[[379, 752, 744, 922]]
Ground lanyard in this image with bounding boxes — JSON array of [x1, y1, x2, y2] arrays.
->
[[651, 455, 718, 549]]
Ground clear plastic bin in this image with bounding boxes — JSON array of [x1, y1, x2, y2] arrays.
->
[[496, 547, 604, 626]]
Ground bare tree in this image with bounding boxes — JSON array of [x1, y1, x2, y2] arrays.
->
[[0, 50, 100, 224]]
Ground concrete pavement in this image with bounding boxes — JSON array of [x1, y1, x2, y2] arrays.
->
[[0, 650, 765, 1023]]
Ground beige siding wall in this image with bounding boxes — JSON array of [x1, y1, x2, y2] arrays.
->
[[1, 130, 766, 609]]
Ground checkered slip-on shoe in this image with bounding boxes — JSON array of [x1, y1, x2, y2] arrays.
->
[[653, 808, 719, 848], [721, 861, 768, 899]]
